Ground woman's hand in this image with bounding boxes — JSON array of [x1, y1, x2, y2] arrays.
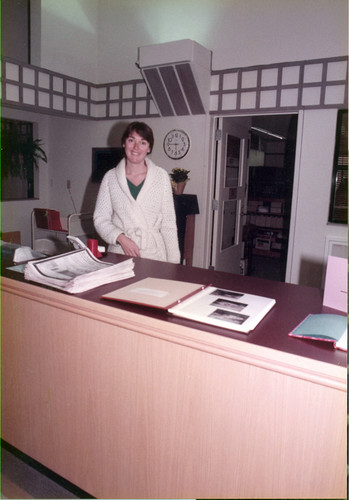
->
[[117, 233, 141, 257]]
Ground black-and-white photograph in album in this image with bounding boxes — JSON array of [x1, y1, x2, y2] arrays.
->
[[210, 289, 244, 300], [211, 298, 248, 312], [208, 308, 249, 325]]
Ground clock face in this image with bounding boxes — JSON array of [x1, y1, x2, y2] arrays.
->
[[163, 129, 190, 159]]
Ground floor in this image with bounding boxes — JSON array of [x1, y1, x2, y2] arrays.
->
[[1, 443, 93, 499], [248, 254, 286, 281]]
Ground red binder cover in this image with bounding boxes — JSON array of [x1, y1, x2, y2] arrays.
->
[[101, 277, 207, 310]]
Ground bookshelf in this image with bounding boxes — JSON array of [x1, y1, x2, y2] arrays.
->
[[247, 198, 287, 258]]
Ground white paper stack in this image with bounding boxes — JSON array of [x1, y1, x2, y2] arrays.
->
[[24, 248, 135, 293]]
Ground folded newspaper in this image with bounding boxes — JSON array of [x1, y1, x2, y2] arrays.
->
[[24, 248, 135, 293]]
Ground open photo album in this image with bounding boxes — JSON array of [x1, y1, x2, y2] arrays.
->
[[101, 277, 276, 333]]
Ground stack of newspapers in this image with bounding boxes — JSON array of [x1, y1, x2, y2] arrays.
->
[[24, 248, 135, 294]]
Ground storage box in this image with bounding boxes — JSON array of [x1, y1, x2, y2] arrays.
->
[[271, 242, 282, 250], [255, 237, 271, 251]]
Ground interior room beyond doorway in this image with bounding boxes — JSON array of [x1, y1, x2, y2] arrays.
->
[[244, 114, 298, 282]]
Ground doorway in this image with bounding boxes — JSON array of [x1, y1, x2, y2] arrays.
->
[[211, 113, 298, 282]]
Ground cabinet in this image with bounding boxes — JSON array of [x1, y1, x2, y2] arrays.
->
[[1, 261, 347, 499], [174, 194, 199, 265]]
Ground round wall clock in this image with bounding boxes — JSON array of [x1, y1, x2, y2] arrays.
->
[[163, 129, 190, 159]]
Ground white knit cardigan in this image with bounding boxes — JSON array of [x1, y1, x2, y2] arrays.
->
[[93, 158, 180, 263]]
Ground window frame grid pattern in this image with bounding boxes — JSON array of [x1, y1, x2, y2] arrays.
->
[[1, 55, 347, 119], [1, 56, 159, 120], [210, 56, 348, 115]]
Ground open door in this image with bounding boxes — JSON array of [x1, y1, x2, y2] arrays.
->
[[210, 117, 250, 273]]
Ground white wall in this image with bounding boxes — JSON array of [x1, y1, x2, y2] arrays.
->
[[40, 0, 99, 82], [287, 109, 347, 287], [40, 0, 348, 82], [47, 116, 101, 216]]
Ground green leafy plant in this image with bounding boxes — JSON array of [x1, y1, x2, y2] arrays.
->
[[169, 168, 190, 183], [1, 128, 47, 180]]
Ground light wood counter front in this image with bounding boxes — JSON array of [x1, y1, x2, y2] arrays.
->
[[1, 257, 347, 499]]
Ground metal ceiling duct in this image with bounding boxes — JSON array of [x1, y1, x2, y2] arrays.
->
[[138, 39, 212, 117]]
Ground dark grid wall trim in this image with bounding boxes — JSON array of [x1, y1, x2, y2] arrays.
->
[[210, 56, 348, 115], [1, 57, 160, 120], [1, 55, 347, 120]]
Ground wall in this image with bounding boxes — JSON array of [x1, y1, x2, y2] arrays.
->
[[40, 0, 99, 82], [287, 109, 347, 287], [1, 0, 29, 63], [40, 0, 348, 82], [47, 116, 100, 215]]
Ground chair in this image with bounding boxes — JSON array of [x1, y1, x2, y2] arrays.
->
[[33, 208, 64, 231], [31, 209, 68, 255], [31, 210, 98, 256]]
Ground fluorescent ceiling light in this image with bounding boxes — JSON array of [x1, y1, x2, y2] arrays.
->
[[250, 126, 286, 141]]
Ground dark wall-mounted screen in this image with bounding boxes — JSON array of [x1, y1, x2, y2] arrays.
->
[[92, 147, 124, 183]]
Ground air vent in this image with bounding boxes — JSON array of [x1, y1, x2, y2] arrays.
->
[[138, 39, 211, 117]]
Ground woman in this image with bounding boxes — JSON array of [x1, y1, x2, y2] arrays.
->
[[94, 122, 180, 263]]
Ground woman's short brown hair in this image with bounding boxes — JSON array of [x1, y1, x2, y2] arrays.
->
[[121, 122, 154, 153]]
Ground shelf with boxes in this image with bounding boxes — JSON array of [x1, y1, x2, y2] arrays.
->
[[253, 229, 286, 257], [246, 199, 287, 258]]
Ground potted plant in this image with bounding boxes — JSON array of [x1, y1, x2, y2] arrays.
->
[[169, 168, 190, 195], [1, 127, 47, 180], [1, 120, 48, 200]]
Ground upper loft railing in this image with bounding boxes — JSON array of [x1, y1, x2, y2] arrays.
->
[[210, 56, 348, 115], [1, 55, 347, 120], [1, 56, 159, 120]]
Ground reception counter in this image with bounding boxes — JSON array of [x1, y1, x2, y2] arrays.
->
[[1, 255, 347, 498]]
